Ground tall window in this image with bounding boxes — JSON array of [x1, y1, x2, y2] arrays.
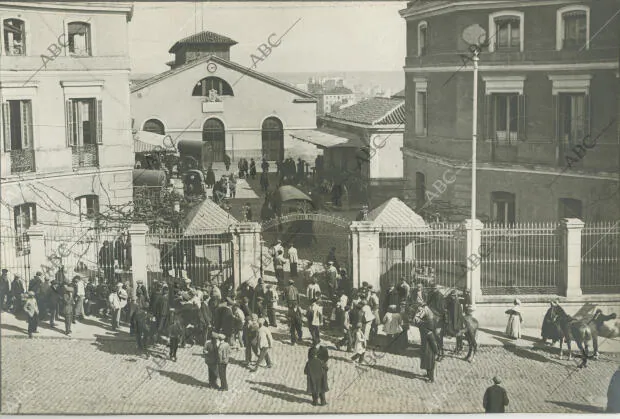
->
[[415, 82, 428, 137], [14, 203, 36, 252], [192, 77, 234, 97], [491, 192, 516, 225], [418, 21, 428, 56], [66, 98, 102, 146], [3, 19, 25, 55], [558, 93, 587, 147], [494, 16, 521, 50], [67, 22, 91, 56], [75, 195, 99, 220], [2, 100, 34, 173], [558, 198, 582, 220], [557, 6, 589, 51], [491, 93, 519, 143], [143, 119, 165, 135], [261, 117, 284, 161]]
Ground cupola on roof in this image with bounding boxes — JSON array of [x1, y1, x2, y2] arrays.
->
[[169, 30, 238, 53]]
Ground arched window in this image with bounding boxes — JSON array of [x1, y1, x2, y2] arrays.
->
[[418, 21, 428, 56], [192, 77, 234, 97], [67, 22, 92, 56], [3, 18, 25, 55], [488, 11, 524, 52], [202, 118, 225, 162], [261, 117, 283, 161], [143, 119, 165, 135], [556, 5, 589, 51]]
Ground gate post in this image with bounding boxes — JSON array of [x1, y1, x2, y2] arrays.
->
[[560, 218, 584, 297], [463, 219, 483, 309], [233, 222, 262, 289], [351, 221, 381, 291], [128, 223, 149, 298], [27, 226, 46, 286]]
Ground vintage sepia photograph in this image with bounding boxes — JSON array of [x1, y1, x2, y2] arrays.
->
[[1, 0, 619, 414]]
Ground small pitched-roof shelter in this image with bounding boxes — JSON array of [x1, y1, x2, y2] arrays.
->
[[367, 197, 427, 231]]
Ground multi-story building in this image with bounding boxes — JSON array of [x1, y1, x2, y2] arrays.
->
[[0, 2, 134, 247], [400, 0, 620, 222], [317, 86, 357, 116]]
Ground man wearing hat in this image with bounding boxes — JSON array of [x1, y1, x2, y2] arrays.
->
[[265, 284, 277, 327], [288, 243, 298, 278], [325, 262, 338, 300], [0, 268, 10, 311], [10, 274, 26, 314], [213, 298, 234, 342], [250, 318, 273, 372], [168, 308, 184, 361], [273, 249, 287, 288], [483, 376, 509, 413], [307, 297, 323, 346], [216, 332, 231, 391], [203, 333, 220, 389], [23, 291, 39, 338], [62, 278, 75, 335]]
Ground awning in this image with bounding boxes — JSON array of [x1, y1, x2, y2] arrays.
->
[[289, 127, 366, 149], [133, 131, 172, 154], [273, 185, 313, 204]]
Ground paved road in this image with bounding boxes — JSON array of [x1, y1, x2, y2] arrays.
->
[[2, 312, 617, 414]]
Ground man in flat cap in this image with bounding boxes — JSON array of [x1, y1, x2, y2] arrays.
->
[[483, 376, 509, 413]]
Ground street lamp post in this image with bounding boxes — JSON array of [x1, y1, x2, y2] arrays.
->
[[469, 46, 480, 310]]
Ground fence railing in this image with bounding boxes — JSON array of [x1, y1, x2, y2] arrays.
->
[[0, 230, 32, 287], [581, 221, 620, 294], [480, 222, 562, 295], [145, 227, 234, 291], [379, 223, 463, 290]]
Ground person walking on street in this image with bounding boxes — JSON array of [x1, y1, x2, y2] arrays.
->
[[307, 298, 323, 345], [62, 280, 75, 336], [335, 296, 352, 352], [383, 305, 403, 343], [108, 283, 125, 331], [23, 291, 39, 338], [49, 279, 62, 328], [216, 332, 230, 391], [483, 376, 509, 413], [288, 244, 298, 278], [251, 318, 273, 372], [243, 313, 260, 365], [305, 345, 329, 406], [10, 274, 26, 314], [265, 285, 277, 327], [250, 158, 257, 179], [418, 320, 438, 383], [204, 334, 220, 389], [351, 323, 366, 364], [0, 269, 10, 311], [306, 278, 321, 302], [273, 249, 287, 288], [223, 154, 231, 171], [73, 275, 86, 321], [168, 309, 184, 361], [505, 299, 523, 340]]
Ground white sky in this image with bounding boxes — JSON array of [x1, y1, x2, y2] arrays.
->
[[128, 1, 407, 74]]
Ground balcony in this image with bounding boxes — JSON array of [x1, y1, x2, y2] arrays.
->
[[10, 149, 35, 174], [72, 144, 99, 168]]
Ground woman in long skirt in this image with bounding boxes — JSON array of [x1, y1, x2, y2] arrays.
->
[[505, 299, 523, 339]]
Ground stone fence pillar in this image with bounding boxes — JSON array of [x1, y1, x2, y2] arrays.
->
[[27, 226, 47, 287], [351, 221, 381, 291], [128, 223, 149, 298], [560, 218, 584, 297], [233, 222, 262, 290], [463, 218, 483, 309]]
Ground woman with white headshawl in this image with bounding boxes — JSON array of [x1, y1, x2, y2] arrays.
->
[[505, 299, 523, 339]]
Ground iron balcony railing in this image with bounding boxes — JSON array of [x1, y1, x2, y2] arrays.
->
[[10, 149, 35, 174], [72, 144, 99, 168]]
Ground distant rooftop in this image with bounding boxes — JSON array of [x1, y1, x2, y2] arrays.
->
[[322, 97, 405, 126], [169, 30, 238, 53]]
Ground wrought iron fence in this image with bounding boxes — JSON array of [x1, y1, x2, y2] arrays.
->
[[72, 144, 99, 168], [0, 229, 32, 286], [145, 227, 234, 291], [10, 149, 35, 173], [581, 221, 620, 294], [379, 223, 464, 290], [480, 222, 562, 295]]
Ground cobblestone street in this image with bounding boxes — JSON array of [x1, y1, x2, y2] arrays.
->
[[2, 310, 618, 414]]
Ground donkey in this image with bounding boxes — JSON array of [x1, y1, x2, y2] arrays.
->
[[413, 304, 479, 362], [549, 304, 592, 368]]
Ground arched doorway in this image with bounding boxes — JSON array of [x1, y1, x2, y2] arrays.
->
[[261, 117, 283, 161], [202, 118, 225, 163], [143, 118, 165, 135]]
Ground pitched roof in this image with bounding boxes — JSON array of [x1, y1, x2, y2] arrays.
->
[[169, 31, 238, 53], [322, 97, 405, 126], [323, 86, 354, 95], [130, 54, 316, 100], [182, 198, 238, 236], [367, 198, 427, 230], [392, 89, 405, 99]]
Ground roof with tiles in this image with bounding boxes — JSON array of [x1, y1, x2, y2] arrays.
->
[[323, 97, 405, 126], [182, 198, 238, 236], [367, 197, 427, 230], [169, 31, 238, 53]]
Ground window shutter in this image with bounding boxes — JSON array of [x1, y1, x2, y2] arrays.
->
[[484, 94, 493, 141], [584, 93, 591, 137], [424, 90, 429, 135], [21, 101, 33, 149], [518, 94, 527, 141], [96, 99, 103, 144], [65, 100, 75, 146], [2, 102, 10, 152]]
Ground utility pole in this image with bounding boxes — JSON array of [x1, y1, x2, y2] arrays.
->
[[469, 45, 480, 310]]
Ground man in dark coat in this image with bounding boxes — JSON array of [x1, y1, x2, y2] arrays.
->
[[418, 323, 438, 383], [483, 376, 509, 413], [425, 284, 446, 315], [49, 279, 62, 327], [445, 290, 466, 337], [265, 285, 277, 327], [223, 154, 231, 171], [0, 269, 10, 311], [10, 274, 26, 313], [305, 345, 329, 406], [213, 298, 234, 341], [98, 241, 115, 284], [62, 280, 75, 335]]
